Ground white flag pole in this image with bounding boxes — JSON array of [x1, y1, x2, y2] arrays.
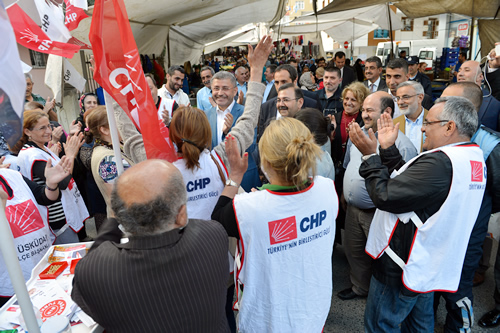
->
[[103, 91, 125, 175], [0, 205, 41, 333]]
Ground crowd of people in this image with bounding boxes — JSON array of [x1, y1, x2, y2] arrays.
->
[[2, 36, 500, 332]]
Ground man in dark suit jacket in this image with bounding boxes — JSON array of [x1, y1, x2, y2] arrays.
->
[[457, 60, 500, 131], [363, 56, 388, 92], [257, 64, 321, 140], [72, 160, 230, 333], [334, 51, 357, 88], [485, 46, 500, 101], [407, 56, 433, 97]]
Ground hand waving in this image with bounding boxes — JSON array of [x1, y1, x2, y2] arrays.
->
[[377, 113, 399, 149]]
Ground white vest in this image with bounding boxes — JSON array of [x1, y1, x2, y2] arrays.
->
[[17, 147, 88, 233], [173, 149, 227, 220], [0, 169, 52, 296], [233, 177, 338, 333], [365, 144, 486, 293]]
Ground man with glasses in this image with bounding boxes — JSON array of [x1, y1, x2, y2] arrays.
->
[[393, 81, 427, 152], [317, 66, 344, 116], [276, 83, 304, 118], [348, 96, 486, 333]]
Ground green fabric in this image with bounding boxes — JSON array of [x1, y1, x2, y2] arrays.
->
[[258, 183, 299, 191], [26, 94, 46, 105]]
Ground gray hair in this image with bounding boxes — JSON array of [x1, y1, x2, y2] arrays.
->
[[434, 96, 478, 138], [200, 66, 215, 76], [111, 172, 187, 236], [167, 65, 185, 76], [24, 73, 33, 82], [211, 71, 237, 87], [397, 81, 424, 96]]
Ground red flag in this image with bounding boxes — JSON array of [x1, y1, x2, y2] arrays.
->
[[67, 37, 91, 50], [89, 0, 177, 161], [64, 0, 88, 31], [7, 4, 80, 59]]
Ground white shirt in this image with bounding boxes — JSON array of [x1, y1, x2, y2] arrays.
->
[[216, 100, 235, 145], [158, 85, 191, 106], [404, 107, 425, 152], [263, 80, 274, 102], [368, 77, 381, 92]]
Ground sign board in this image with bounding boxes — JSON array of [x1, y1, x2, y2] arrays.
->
[[344, 41, 349, 49], [457, 23, 469, 35]]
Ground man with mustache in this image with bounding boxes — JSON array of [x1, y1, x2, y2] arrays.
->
[[393, 81, 427, 152], [363, 56, 387, 93], [196, 66, 215, 112], [158, 65, 190, 107], [276, 83, 304, 118]]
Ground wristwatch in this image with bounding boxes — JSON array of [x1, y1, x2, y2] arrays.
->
[[226, 179, 240, 187], [361, 153, 377, 161]]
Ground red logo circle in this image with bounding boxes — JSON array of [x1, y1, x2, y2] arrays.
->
[[40, 299, 66, 320]]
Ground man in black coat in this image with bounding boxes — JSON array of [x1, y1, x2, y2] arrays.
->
[[407, 56, 433, 98], [334, 51, 357, 88], [257, 64, 321, 140]]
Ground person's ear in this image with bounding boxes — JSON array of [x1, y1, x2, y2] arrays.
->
[[175, 204, 188, 227]]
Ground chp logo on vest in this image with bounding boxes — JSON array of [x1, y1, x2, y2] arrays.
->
[[470, 161, 483, 182], [268, 216, 298, 245], [7, 200, 45, 238]]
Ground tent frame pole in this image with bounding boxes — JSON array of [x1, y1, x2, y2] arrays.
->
[[387, 3, 394, 60]]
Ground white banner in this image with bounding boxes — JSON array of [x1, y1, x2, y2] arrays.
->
[[71, 0, 88, 10], [44, 54, 63, 103], [0, 2, 25, 147], [63, 58, 86, 92], [33, 0, 71, 42]]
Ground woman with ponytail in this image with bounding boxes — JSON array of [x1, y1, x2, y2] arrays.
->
[[212, 117, 339, 332]]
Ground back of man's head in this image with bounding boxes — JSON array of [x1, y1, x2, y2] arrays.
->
[[377, 92, 395, 117], [111, 160, 187, 236], [387, 58, 409, 75], [443, 82, 483, 112]]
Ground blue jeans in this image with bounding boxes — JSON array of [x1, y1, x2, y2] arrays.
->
[[364, 276, 434, 333]]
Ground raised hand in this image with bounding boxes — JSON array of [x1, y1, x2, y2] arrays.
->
[[162, 105, 170, 126], [377, 113, 400, 149], [488, 42, 500, 69], [49, 142, 62, 155], [209, 97, 216, 107], [0, 156, 10, 169], [247, 35, 274, 79], [348, 122, 377, 156], [63, 132, 85, 160], [69, 120, 82, 136], [43, 97, 56, 114], [44, 157, 71, 188], [51, 125, 63, 143], [225, 134, 248, 182]]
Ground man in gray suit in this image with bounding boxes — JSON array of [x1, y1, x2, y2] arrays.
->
[[363, 56, 387, 93], [72, 160, 230, 333]]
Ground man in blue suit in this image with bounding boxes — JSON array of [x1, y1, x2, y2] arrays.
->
[[458, 60, 500, 131], [206, 71, 260, 191]]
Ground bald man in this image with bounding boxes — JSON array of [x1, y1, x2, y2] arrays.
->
[[457, 60, 500, 131], [72, 160, 230, 333], [435, 82, 500, 332]]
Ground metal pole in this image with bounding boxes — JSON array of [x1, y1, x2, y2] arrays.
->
[[0, 205, 41, 333], [387, 3, 394, 60], [103, 91, 125, 175]]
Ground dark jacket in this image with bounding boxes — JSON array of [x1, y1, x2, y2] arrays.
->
[[478, 88, 500, 131], [486, 68, 500, 101], [316, 88, 343, 116], [340, 66, 357, 88], [363, 79, 388, 92], [410, 72, 433, 98]]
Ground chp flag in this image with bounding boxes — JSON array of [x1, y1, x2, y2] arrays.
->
[[7, 4, 80, 58], [33, 0, 71, 42], [64, 0, 88, 31], [0, 2, 26, 147], [89, 0, 177, 161]]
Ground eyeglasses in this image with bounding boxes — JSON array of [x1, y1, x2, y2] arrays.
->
[[212, 86, 234, 92], [276, 98, 299, 104], [394, 94, 418, 102], [422, 120, 449, 127]]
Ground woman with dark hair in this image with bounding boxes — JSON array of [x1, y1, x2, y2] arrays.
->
[[16, 111, 88, 244], [76, 93, 99, 127], [295, 108, 335, 180], [354, 58, 365, 82]]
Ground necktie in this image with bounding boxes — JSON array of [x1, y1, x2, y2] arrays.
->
[[370, 83, 375, 92]]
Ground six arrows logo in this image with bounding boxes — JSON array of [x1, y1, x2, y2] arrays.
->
[[268, 216, 298, 245], [470, 161, 483, 182], [7, 200, 44, 238]]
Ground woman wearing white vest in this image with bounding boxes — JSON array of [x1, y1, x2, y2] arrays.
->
[[84, 106, 134, 218], [16, 111, 88, 244], [0, 155, 71, 307], [212, 118, 339, 333]]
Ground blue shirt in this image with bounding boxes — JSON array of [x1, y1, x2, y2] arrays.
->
[[263, 80, 274, 103], [237, 81, 247, 97], [196, 86, 213, 112]]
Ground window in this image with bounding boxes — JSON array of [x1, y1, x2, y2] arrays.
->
[[402, 17, 413, 31], [295, 1, 305, 10], [419, 50, 434, 60], [423, 18, 439, 39], [373, 29, 389, 39], [29, 49, 47, 68]]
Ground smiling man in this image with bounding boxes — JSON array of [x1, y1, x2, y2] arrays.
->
[[393, 81, 427, 152], [340, 91, 416, 301], [276, 83, 304, 118], [348, 96, 485, 333], [158, 65, 190, 106], [196, 66, 215, 112], [317, 66, 344, 116], [363, 56, 387, 92]]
